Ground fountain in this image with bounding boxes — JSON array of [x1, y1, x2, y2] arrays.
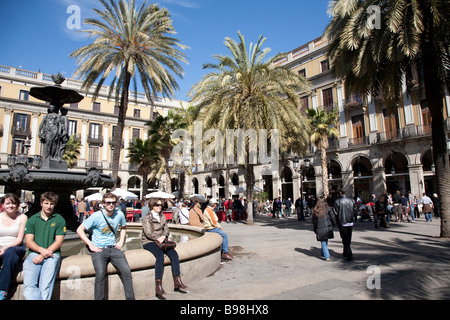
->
[[0, 74, 115, 230], [0, 75, 224, 300]]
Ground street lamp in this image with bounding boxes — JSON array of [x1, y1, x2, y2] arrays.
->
[[293, 156, 310, 221], [7, 136, 42, 170]]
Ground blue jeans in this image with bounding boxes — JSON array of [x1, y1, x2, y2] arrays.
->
[[23, 252, 61, 300], [206, 228, 229, 253], [91, 247, 135, 300], [321, 240, 330, 259], [143, 242, 180, 280], [409, 205, 415, 221], [0, 246, 26, 291]]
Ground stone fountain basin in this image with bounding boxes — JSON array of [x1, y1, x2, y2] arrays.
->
[[10, 224, 223, 300], [0, 168, 114, 191]]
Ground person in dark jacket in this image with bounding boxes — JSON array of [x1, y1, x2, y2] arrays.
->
[[312, 197, 337, 261], [374, 193, 390, 229], [333, 189, 355, 261]]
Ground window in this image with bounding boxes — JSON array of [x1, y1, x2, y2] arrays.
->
[[68, 120, 77, 136], [114, 105, 120, 115], [300, 96, 309, 113], [320, 60, 330, 73], [15, 113, 28, 130], [351, 115, 365, 145], [12, 139, 25, 155], [90, 123, 100, 139], [322, 88, 333, 111], [383, 109, 399, 140], [88, 146, 100, 165], [70, 103, 78, 109], [93, 102, 101, 112], [132, 128, 140, 140], [298, 69, 306, 79], [19, 90, 29, 101], [133, 109, 141, 118], [0, 86, 2, 96]]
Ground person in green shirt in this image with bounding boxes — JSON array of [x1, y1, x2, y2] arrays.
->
[[23, 192, 66, 300]]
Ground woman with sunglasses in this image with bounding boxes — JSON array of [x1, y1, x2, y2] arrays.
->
[[142, 197, 188, 299]]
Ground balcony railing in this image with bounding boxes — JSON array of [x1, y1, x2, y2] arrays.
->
[[376, 125, 432, 143], [87, 136, 103, 145], [348, 136, 369, 146]]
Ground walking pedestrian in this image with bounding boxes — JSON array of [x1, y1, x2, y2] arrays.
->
[[374, 194, 390, 229], [77, 198, 87, 223], [408, 191, 416, 222], [312, 197, 337, 261], [432, 193, 440, 219], [332, 189, 355, 261], [421, 193, 434, 222]]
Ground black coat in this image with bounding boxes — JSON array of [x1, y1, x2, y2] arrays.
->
[[312, 207, 337, 241]]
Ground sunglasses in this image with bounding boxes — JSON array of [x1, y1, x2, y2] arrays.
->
[[104, 201, 117, 205], [154, 204, 163, 207]]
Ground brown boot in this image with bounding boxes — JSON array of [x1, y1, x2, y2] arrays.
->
[[174, 275, 188, 292], [155, 279, 166, 298]]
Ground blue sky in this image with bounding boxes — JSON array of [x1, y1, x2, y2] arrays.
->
[[0, 0, 331, 101]]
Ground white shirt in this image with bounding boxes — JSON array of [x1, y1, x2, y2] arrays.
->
[[180, 207, 190, 225]]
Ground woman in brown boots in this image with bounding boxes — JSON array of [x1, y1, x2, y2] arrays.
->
[[142, 198, 188, 299]]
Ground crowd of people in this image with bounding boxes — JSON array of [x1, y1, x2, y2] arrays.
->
[[309, 189, 441, 262], [0, 191, 234, 300], [0, 187, 441, 300]]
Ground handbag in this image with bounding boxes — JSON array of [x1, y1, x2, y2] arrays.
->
[[154, 238, 177, 251], [148, 215, 176, 251]]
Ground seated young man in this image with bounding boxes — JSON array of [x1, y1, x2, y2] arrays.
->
[[76, 192, 135, 300]]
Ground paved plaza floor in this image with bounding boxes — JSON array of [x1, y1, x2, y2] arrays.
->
[[148, 213, 450, 301]]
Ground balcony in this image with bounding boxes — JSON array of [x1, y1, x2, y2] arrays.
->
[[11, 126, 31, 137], [348, 136, 369, 146], [87, 136, 103, 146], [344, 95, 365, 111], [376, 125, 432, 143]]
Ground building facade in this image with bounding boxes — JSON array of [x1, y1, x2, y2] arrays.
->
[[0, 65, 188, 199], [190, 35, 450, 203]]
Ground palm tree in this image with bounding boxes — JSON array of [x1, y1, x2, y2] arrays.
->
[[189, 32, 311, 224], [307, 107, 339, 197], [70, 0, 187, 185], [128, 138, 159, 199], [146, 110, 189, 196], [63, 135, 81, 169], [325, 0, 450, 237]]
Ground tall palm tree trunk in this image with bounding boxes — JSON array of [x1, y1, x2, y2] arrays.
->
[[112, 68, 131, 187], [320, 139, 329, 197], [245, 162, 255, 225], [420, 0, 450, 238]]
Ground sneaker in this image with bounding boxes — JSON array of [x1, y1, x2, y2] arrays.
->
[[0, 290, 7, 300]]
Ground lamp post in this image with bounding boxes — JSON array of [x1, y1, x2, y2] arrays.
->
[[7, 136, 42, 170], [168, 157, 191, 201], [293, 156, 310, 221]]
